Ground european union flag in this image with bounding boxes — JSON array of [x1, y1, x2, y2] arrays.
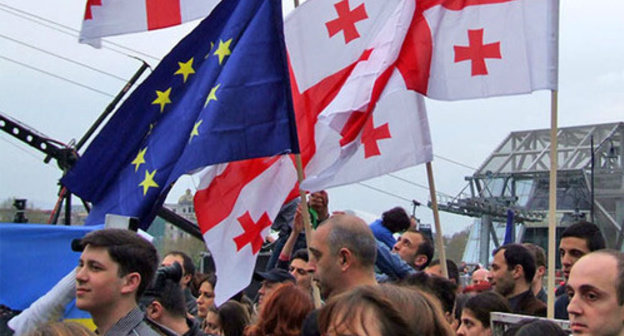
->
[[61, 0, 298, 228]]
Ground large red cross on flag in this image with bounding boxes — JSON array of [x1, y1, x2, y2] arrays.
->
[[194, 156, 297, 306], [286, 0, 433, 192], [396, 0, 559, 101], [79, 0, 222, 47]]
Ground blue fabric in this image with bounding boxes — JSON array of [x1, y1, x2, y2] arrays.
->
[[370, 219, 396, 250], [0, 223, 102, 319], [374, 240, 416, 281], [61, 0, 298, 228], [503, 209, 514, 245], [554, 293, 569, 320]]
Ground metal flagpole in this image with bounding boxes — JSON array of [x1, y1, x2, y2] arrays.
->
[[426, 162, 449, 279]]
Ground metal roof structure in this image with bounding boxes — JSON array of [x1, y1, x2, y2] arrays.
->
[[436, 122, 624, 265]]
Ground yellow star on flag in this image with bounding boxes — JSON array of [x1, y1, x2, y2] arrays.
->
[[152, 88, 172, 113], [131, 147, 147, 172], [174, 58, 195, 83], [139, 169, 159, 196], [189, 120, 203, 142], [213, 38, 232, 65], [204, 84, 221, 107]]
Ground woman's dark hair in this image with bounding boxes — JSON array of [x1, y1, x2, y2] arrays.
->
[[463, 291, 511, 328], [218, 300, 250, 336]]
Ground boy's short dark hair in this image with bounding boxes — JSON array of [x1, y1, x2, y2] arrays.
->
[[561, 221, 606, 252], [494, 244, 536, 284], [382, 207, 411, 233], [74, 229, 159, 299]]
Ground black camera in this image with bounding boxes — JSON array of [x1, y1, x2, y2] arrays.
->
[[139, 261, 183, 309]]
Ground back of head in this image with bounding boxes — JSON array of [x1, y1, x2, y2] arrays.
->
[[78, 229, 159, 298], [247, 283, 314, 336], [144, 279, 187, 318], [326, 215, 377, 269], [165, 251, 195, 277], [522, 243, 546, 268], [218, 300, 251, 336], [319, 284, 454, 336], [496, 243, 536, 284], [428, 259, 460, 284], [26, 321, 96, 336], [503, 319, 568, 336], [561, 221, 606, 252], [400, 272, 457, 316], [464, 291, 511, 328], [381, 207, 411, 233]]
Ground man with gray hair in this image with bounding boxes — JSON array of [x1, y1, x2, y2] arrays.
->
[[308, 214, 378, 299], [566, 249, 624, 336], [302, 214, 378, 336]]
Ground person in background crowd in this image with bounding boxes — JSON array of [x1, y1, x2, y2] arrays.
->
[[400, 272, 458, 327], [369, 206, 411, 250], [253, 268, 295, 312], [143, 279, 205, 336], [488, 244, 546, 317], [566, 249, 624, 336], [162, 251, 198, 316], [456, 291, 511, 336], [203, 301, 250, 336], [555, 221, 606, 319], [73, 229, 159, 335], [302, 214, 378, 336], [319, 284, 455, 336], [244, 283, 314, 336], [425, 258, 461, 286], [503, 319, 568, 336], [24, 321, 96, 336], [392, 228, 434, 271], [196, 273, 217, 321], [522, 243, 547, 303]]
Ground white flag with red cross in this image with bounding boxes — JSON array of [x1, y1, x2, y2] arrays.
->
[[79, 0, 221, 47], [286, 0, 433, 192], [396, 0, 559, 100], [194, 155, 297, 306]]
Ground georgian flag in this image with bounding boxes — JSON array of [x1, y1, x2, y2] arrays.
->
[[397, 0, 559, 100], [286, 0, 433, 192], [79, 0, 222, 47]]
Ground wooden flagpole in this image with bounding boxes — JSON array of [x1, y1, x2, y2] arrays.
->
[[294, 153, 322, 308], [546, 90, 558, 318], [290, 0, 321, 309], [426, 161, 449, 279]]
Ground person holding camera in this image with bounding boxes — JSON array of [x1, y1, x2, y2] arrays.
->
[[73, 229, 160, 335], [162, 251, 198, 316], [142, 262, 207, 336]]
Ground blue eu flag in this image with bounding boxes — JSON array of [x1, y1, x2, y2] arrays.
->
[[61, 0, 298, 228]]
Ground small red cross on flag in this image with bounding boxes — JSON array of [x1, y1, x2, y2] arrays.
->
[[325, 0, 369, 44], [454, 28, 501, 76], [233, 211, 272, 255]]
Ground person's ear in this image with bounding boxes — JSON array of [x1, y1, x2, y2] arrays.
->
[[147, 301, 163, 320], [414, 255, 428, 269], [338, 248, 351, 270], [120, 272, 141, 295], [512, 264, 523, 280]]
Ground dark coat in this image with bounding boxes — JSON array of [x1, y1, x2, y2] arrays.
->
[[508, 289, 547, 317]]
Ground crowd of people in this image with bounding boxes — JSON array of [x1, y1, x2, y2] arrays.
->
[[5, 190, 624, 336]]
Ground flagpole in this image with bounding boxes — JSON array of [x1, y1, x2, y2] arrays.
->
[[294, 153, 322, 308], [426, 161, 449, 279], [546, 90, 558, 319]]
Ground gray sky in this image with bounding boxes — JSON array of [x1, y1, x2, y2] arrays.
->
[[1, 0, 622, 236]]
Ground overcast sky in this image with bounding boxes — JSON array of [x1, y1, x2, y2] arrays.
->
[[1, 0, 622, 235]]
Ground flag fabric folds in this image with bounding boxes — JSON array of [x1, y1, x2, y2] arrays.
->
[[397, 0, 559, 101], [285, 0, 433, 192], [79, 0, 222, 47], [194, 155, 298, 305], [62, 0, 298, 228]]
